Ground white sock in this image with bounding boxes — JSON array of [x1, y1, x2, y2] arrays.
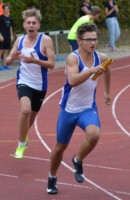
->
[[18, 141, 27, 147], [49, 172, 57, 178], [74, 155, 78, 163]]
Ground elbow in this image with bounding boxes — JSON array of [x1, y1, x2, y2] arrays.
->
[[49, 64, 55, 70], [48, 60, 55, 69], [103, 69, 111, 79], [5, 56, 13, 66], [5, 58, 9, 66], [68, 80, 77, 87]]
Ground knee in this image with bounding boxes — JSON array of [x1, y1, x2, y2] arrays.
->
[[88, 133, 100, 144], [86, 125, 100, 144], [21, 107, 31, 118], [52, 143, 67, 157]]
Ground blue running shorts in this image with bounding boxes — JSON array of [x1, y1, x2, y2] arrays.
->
[[57, 107, 101, 144]]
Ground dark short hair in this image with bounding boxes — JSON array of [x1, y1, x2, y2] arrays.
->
[[77, 23, 98, 38]]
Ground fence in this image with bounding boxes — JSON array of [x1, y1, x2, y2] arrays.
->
[[44, 30, 69, 54]]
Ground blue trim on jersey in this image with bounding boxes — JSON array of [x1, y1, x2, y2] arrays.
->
[[92, 88, 96, 107], [60, 80, 72, 109], [60, 50, 85, 109], [92, 51, 100, 107], [17, 67, 20, 85], [17, 33, 48, 91], [33, 33, 48, 91], [73, 50, 84, 72], [60, 50, 100, 110], [18, 36, 25, 50], [93, 51, 100, 67]]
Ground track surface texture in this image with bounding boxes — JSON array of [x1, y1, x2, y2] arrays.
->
[[0, 56, 130, 200]]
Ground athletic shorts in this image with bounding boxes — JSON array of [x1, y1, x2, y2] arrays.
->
[[0, 39, 11, 50], [57, 107, 100, 144], [68, 40, 78, 51], [17, 84, 46, 112]]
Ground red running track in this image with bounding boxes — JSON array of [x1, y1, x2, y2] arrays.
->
[[0, 57, 130, 200]]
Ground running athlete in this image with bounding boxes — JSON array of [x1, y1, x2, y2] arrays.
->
[[5, 7, 55, 159], [47, 23, 111, 194], [67, 6, 100, 51]]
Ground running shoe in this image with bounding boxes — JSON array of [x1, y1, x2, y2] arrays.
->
[[47, 177, 58, 194], [13, 137, 28, 159], [72, 155, 84, 183]]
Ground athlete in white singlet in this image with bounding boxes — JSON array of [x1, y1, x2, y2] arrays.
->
[[17, 33, 48, 91], [47, 23, 111, 194], [5, 8, 55, 159]]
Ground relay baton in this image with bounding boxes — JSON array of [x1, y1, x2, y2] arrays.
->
[[92, 58, 113, 80]]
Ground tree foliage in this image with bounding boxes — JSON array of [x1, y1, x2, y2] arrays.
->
[[3, 0, 130, 34]]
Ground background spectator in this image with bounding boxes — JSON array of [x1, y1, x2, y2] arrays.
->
[[0, 0, 4, 16], [0, 4, 13, 67], [67, 6, 100, 51], [79, 0, 92, 17], [103, 0, 120, 51]]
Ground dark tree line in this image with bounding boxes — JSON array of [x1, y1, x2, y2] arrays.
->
[[4, 0, 130, 34]]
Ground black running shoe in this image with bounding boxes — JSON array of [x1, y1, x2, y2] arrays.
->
[[47, 177, 58, 194], [72, 155, 84, 183]]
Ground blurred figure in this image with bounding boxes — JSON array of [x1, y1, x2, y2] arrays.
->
[[0, 0, 4, 16], [79, 0, 92, 17], [103, 0, 120, 51], [67, 6, 100, 51], [0, 4, 13, 67], [0, 0, 4, 66], [5, 7, 55, 159]]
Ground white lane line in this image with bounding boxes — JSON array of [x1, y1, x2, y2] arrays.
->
[[34, 89, 123, 200], [0, 64, 129, 90], [11, 155, 129, 172], [1, 62, 129, 199], [112, 85, 130, 137], [111, 64, 130, 136], [0, 67, 64, 90], [84, 164, 129, 171], [0, 82, 15, 89], [35, 178, 91, 190], [0, 173, 18, 178], [36, 178, 130, 197], [112, 64, 130, 71], [10, 154, 50, 162], [114, 190, 130, 196]]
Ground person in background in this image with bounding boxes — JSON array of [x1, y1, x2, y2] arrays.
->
[[5, 7, 55, 159], [103, 0, 120, 51], [0, 0, 4, 16], [79, 0, 92, 17], [47, 23, 111, 194], [67, 6, 100, 51], [0, 0, 9, 16], [0, 0, 4, 67], [0, 4, 13, 68]]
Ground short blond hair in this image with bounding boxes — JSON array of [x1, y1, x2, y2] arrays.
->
[[22, 7, 42, 22], [91, 6, 100, 16]]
